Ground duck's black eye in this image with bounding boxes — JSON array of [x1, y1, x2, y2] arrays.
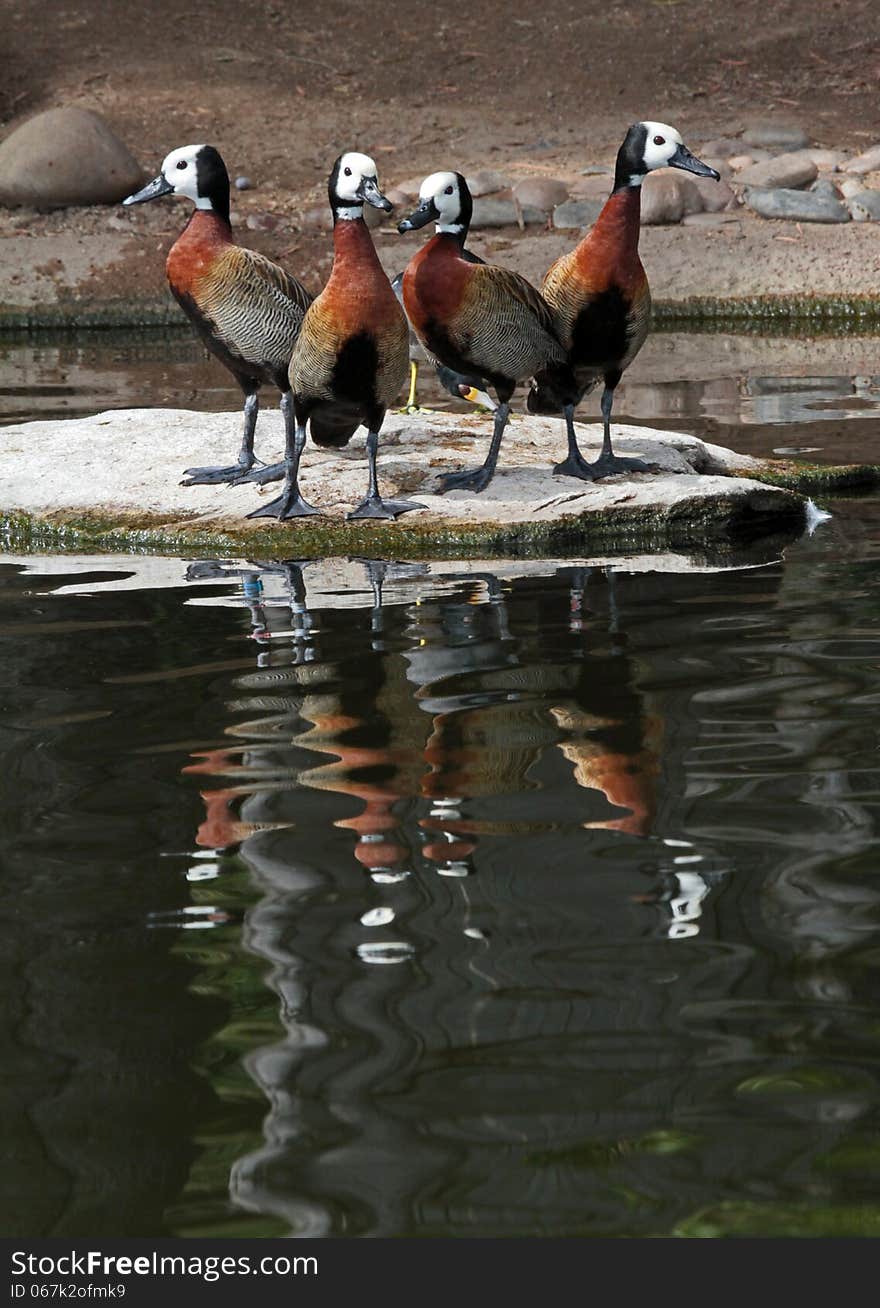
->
[[176, 160, 187, 170], [343, 166, 352, 176], [444, 185, 453, 195], [653, 135, 666, 146]]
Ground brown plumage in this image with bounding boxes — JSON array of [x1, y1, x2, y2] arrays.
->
[[529, 121, 719, 477], [399, 171, 576, 493], [247, 151, 420, 522], [123, 144, 312, 485]]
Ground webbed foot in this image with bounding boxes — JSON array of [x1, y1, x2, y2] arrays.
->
[[346, 496, 423, 521], [552, 454, 597, 481], [437, 467, 494, 495], [181, 463, 256, 486], [246, 490, 323, 520], [232, 461, 286, 486]]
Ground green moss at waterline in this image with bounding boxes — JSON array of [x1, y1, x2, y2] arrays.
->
[[0, 493, 807, 562], [5, 292, 880, 331], [731, 461, 880, 493]]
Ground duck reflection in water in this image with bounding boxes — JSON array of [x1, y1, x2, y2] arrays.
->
[[179, 557, 681, 1233]]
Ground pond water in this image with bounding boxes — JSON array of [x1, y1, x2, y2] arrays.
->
[[2, 328, 880, 1238]]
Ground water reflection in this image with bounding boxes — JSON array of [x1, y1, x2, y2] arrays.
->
[[5, 530, 880, 1238]]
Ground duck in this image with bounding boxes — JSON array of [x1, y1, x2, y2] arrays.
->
[[246, 151, 421, 521], [527, 121, 720, 477], [389, 272, 497, 414], [398, 171, 576, 494], [123, 144, 313, 486]]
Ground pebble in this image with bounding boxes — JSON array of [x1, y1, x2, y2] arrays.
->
[[804, 149, 847, 170], [847, 190, 880, 222], [689, 174, 737, 213], [701, 157, 732, 179], [842, 145, 880, 174], [385, 186, 413, 208], [698, 137, 742, 159], [470, 198, 545, 228], [735, 151, 818, 189], [466, 169, 511, 197], [234, 176, 252, 191], [512, 176, 569, 211], [743, 185, 850, 223], [551, 198, 604, 229], [640, 172, 703, 225], [742, 122, 810, 150], [728, 154, 755, 172], [839, 175, 865, 198], [0, 107, 144, 208]]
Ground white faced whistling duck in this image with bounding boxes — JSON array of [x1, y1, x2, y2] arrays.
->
[[246, 152, 419, 522], [527, 122, 719, 478], [389, 272, 497, 414], [398, 172, 576, 494], [123, 144, 312, 486]]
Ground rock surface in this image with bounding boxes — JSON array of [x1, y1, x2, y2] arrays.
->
[[743, 185, 850, 223], [0, 108, 144, 209], [512, 177, 569, 211], [470, 198, 545, 228], [640, 173, 703, 224], [0, 408, 808, 557], [848, 190, 880, 222], [735, 151, 818, 189], [843, 145, 880, 175], [552, 199, 603, 229]]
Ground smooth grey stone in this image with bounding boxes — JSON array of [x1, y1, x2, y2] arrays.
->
[[736, 151, 818, 189], [744, 186, 850, 223], [552, 198, 604, 229], [512, 176, 569, 211], [465, 169, 511, 197], [0, 107, 144, 209], [234, 176, 252, 191], [469, 198, 545, 227], [843, 145, 880, 175], [847, 190, 880, 222]]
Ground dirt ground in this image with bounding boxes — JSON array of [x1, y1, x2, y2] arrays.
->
[[2, 0, 880, 309]]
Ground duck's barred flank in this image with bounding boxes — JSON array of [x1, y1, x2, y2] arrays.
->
[[291, 296, 408, 410], [454, 265, 567, 384], [192, 245, 313, 380]]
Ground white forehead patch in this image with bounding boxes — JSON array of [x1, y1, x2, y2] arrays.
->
[[419, 171, 459, 200], [640, 121, 684, 172], [160, 143, 210, 206], [336, 150, 379, 202], [419, 171, 462, 231]]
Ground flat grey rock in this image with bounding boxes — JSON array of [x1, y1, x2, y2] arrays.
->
[[465, 169, 511, 197], [0, 108, 144, 209], [847, 190, 880, 222], [735, 151, 818, 189], [640, 173, 703, 224], [470, 198, 545, 228], [744, 185, 850, 223], [512, 177, 569, 211], [552, 199, 603, 229], [843, 145, 880, 175], [0, 408, 806, 556]]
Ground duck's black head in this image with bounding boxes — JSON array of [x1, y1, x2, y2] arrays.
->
[[397, 171, 472, 241], [327, 151, 393, 222], [613, 121, 720, 192], [123, 143, 231, 224]]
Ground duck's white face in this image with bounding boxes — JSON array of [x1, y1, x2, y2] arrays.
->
[[419, 171, 463, 231], [639, 122, 684, 172], [159, 144, 209, 206], [336, 151, 380, 203]]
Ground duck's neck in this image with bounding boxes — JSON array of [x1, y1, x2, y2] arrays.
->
[[582, 182, 641, 262], [180, 206, 234, 244], [329, 212, 384, 277]]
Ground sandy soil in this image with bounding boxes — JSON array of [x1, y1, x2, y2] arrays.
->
[[2, 0, 880, 315]]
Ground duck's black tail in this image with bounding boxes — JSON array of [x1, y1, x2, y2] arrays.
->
[[309, 401, 362, 448], [527, 362, 585, 416]]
